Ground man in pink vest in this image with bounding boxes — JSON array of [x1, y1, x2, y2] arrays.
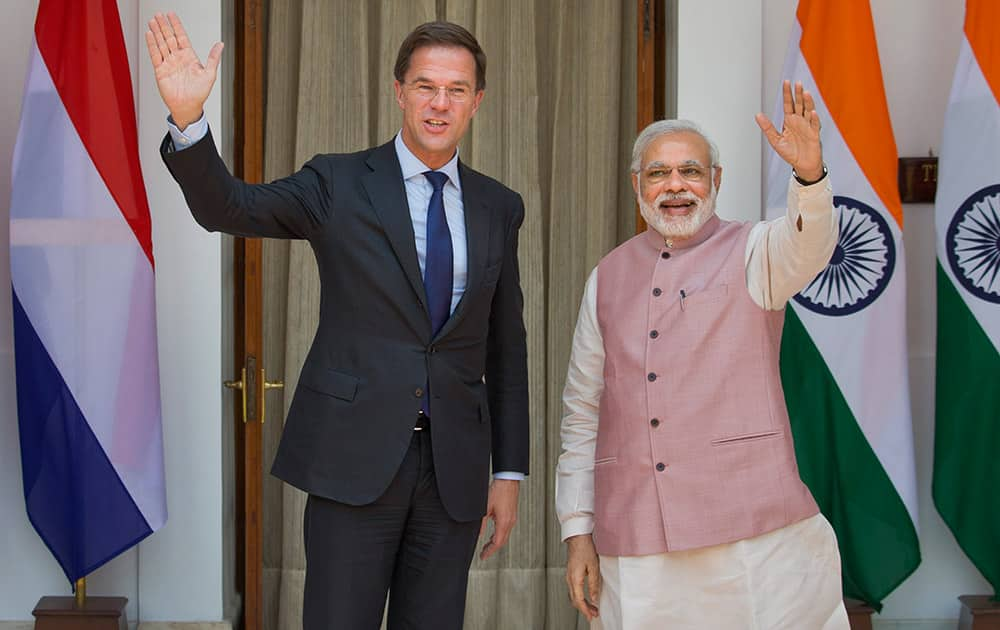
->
[[556, 81, 850, 629]]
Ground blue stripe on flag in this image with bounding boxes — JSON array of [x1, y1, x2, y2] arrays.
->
[[12, 289, 153, 582]]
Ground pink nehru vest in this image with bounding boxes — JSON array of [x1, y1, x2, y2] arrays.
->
[[592, 216, 818, 557]]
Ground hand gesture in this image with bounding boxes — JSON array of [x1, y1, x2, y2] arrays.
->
[[479, 479, 519, 561], [756, 80, 824, 182], [565, 534, 601, 621], [145, 12, 223, 129]]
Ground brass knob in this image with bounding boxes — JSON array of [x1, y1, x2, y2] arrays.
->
[[260, 369, 284, 424], [224, 368, 248, 423]]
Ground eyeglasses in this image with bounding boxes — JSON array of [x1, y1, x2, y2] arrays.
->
[[406, 81, 474, 103], [639, 163, 716, 184]]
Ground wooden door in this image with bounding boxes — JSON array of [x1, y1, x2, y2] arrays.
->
[[224, 2, 278, 630], [637, 0, 669, 233]]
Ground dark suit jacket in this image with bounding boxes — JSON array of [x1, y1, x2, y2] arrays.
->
[[161, 130, 529, 521]]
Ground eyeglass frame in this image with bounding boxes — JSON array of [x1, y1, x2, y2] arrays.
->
[[636, 160, 719, 185], [403, 80, 478, 103]]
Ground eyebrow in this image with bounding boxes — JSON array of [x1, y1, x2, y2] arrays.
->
[[411, 76, 473, 88], [644, 159, 707, 169]]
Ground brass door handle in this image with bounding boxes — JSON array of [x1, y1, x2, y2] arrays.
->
[[261, 368, 284, 425], [224, 368, 248, 423]]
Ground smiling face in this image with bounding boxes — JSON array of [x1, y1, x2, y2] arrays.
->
[[394, 45, 484, 170], [632, 130, 723, 241]]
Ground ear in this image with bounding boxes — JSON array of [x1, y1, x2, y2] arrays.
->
[[469, 89, 485, 117], [394, 80, 405, 111], [631, 172, 640, 196], [713, 165, 723, 191]]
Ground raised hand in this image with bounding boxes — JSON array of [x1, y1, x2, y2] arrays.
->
[[145, 12, 223, 130], [756, 80, 824, 182]]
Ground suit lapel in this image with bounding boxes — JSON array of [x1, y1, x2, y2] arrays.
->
[[435, 162, 491, 340], [361, 141, 429, 316]]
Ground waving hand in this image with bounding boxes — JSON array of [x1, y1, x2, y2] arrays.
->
[[756, 80, 824, 182], [145, 12, 223, 130]]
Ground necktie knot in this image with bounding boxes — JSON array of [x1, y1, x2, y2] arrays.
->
[[423, 170, 449, 192]]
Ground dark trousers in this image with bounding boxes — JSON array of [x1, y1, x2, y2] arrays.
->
[[302, 428, 480, 630]]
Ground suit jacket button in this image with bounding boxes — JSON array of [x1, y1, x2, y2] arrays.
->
[[650, 418, 660, 427], [647, 372, 657, 382], [428, 346, 436, 354], [414, 387, 424, 397], [655, 462, 666, 472]]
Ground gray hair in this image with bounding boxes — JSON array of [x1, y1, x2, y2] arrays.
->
[[630, 119, 720, 173]]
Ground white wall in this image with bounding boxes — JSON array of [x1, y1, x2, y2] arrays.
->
[[0, 1, 224, 624], [677, 0, 763, 223], [679, 0, 992, 626]]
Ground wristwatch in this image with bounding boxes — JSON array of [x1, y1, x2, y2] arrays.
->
[[792, 164, 828, 186]]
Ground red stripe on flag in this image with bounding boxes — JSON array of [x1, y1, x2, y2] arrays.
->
[[34, 0, 155, 267], [797, 0, 903, 228], [966, 0, 1000, 107]]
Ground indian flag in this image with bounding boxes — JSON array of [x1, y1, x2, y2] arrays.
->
[[764, 0, 920, 608], [933, 0, 1000, 597]]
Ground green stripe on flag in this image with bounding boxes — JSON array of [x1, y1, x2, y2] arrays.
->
[[781, 307, 921, 609], [933, 262, 1000, 598]]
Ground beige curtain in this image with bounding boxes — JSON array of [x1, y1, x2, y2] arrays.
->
[[258, 2, 636, 628]]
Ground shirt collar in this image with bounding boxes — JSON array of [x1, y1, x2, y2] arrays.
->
[[394, 132, 462, 191]]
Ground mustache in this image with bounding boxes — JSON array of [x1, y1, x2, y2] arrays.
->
[[655, 192, 701, 204]]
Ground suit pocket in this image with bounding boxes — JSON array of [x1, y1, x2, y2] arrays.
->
[[710, 430, 781, 446], [299, 364, 359, 402]]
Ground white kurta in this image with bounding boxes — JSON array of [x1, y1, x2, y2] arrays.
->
[[557, 176, 850, 629]]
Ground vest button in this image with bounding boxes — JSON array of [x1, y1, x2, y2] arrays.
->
[[414, 387, 424, 397], [655, 462, 666, 472], [650, 418, 660, 427], [661, 251, 671, 259], [649, 330, 659, 339], [652, 287, 662, 297], [647, 372, 657, 382]]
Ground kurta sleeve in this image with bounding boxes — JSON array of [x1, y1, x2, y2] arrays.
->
[[745, 174, 837, 310], [556, 268, 605, 540]]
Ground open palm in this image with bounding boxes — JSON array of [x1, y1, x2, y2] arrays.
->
[[756, 80, 824, 181], [145, 13, 223, 128]]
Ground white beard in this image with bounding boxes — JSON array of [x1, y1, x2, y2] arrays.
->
[[638, 180, 717, 240]]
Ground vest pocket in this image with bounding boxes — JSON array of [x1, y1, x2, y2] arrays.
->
[[710, 430, 781, 446], [593, 456, 618, 466], [679, 282, 729, 311]]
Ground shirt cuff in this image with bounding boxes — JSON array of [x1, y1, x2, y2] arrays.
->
[[791, 171, 833, 199], [167, 112, 209, 151], [493, 471, 525, 481], [560, 516, 595, 542]]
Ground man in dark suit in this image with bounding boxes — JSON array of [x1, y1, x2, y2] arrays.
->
[[146, 13, 529, 629]]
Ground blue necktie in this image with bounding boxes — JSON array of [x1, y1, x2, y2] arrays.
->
[[421, 171, 452, 417], [423, 171, 452, 335]]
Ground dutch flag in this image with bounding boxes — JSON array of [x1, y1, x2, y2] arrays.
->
[[9, 0, 166, 583]]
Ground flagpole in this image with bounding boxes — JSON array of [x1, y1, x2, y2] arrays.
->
[[75, 577, 86, 607]]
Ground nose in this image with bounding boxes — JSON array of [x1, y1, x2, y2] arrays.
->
[[429, 87, 450, 109], [663, 170, 688, 193]]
